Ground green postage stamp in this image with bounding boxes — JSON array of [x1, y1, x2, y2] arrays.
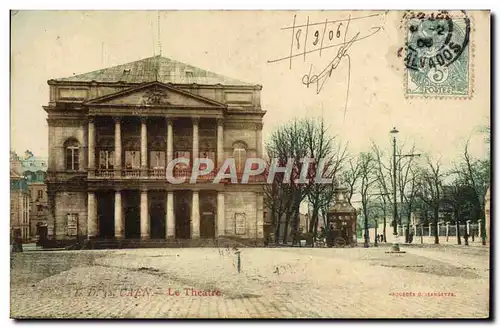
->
[[404, 11, 472, 97]]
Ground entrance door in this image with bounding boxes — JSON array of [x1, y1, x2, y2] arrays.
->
[[200, 192, 216, 238], [150, 192, 166, 239], [175, 191, 191, 239], [124, 190, 140, 238], [97, 191, 114, 238]]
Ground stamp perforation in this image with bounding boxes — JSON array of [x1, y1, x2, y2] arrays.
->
[[403, 10, 474, 99]]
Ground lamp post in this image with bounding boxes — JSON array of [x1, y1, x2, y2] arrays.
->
[[390, 127, 400, 252]]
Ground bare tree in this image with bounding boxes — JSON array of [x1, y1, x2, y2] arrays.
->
[[358, 152, 377, 247], [416, 156, 444, 244], [265, 118, 344, 245], [304, 119, 347, 237], [340, 156, 361, 205], [371, 143, 393, 242], [454, 140, 490, 245], [396, 144, 420, 243]]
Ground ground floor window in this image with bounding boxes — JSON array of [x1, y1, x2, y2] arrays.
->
[[67, 213, 79, 236]]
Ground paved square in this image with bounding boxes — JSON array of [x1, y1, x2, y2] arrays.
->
[[10, 245, 490, 319]]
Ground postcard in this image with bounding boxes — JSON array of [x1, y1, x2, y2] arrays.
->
[[10, 10, 490, 319]]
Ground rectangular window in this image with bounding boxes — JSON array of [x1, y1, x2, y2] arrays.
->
[[37, 190, 43, 199], [99, 150, 115, 169], [125, 151, 141, 169], [65, 147, 79, 170], [150, 151, 166, 168], [235, 213, 246, 235], [67, 213, 79, 236]]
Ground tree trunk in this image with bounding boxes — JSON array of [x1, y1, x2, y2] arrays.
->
[[291, 207, 300, 246], [309, 201, 320, 233], [405, 207, 412, 243], [455, 210, 461, 245], [274, 215, 281, 245], [363, 211, 369, 247], [382, 205, 387, 243], [433, 208, 439, 244], [282, 208, 293, 245]]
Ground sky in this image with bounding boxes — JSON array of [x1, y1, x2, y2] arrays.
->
[[10, 10, 490, 167]]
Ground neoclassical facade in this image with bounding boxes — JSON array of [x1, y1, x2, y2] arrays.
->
[[45, 56, 265, 244]]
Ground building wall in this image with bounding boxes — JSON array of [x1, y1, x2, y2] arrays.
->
[[224, 191, 258, 238], [29, 183, 48, 238], [47, 70, 265, 242], [10, 189, 30, 241], [49, 124, 86, 172], [54, 191, 88, 240]]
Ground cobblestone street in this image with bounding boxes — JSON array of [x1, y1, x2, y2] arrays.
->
[[10, 245, 490, 319]]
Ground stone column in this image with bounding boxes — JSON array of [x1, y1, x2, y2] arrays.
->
[[166, 191, 175, 239], [217, 192, 225, 237], [256, 123, 263, 158], [478, 221, 482, 240], [191, 191, 200, 239], [466, 220, 471, 235], [114, 117, 122, 178], [256, 192, 264, 240], [217, 118, 224, 167], [114, 190, 123, 239], [192, 117, 199, 164], [166, 118, 173, 166], [437, 222, 440, 237], [87, 192, 97, 238], [140, 189, 149, 240], [413, 225, 417, 236], [140, 117, 148, 176], [88, 117, 95, 177]]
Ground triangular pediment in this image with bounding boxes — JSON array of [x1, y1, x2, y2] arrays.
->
[[86, 82, 226, 108]]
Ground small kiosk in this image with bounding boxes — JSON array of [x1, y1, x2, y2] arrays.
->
[[326, 187, 357, 247]]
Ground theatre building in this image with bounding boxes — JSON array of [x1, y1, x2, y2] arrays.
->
[[44, 56, 265, 245]]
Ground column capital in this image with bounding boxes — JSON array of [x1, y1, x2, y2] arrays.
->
[[217, 118, 224, 126], [115, 188, 122, 193], [113, 116, 122, 123], [88, 115, 95, 123], [192, 116, 200, 125], [140, 116, 148, 124], [255, 122, 263, 130], [140, 187, 149, 193]]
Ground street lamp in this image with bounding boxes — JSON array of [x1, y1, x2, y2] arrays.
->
[[390, 127, 400, 252]]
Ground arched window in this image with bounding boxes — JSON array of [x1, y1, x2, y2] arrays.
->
[[233, 142, 247, 173], [64, 139, 80, 171]]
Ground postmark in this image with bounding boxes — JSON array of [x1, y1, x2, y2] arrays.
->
[[404, 11, 472, 97]]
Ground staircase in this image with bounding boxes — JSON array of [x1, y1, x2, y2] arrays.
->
[[80, 238, 219, 250]]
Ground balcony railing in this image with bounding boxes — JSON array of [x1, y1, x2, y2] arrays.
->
[[95, 169, 114, 178], [122, 168, 141, 178], [91, 167, 266, 183], [149, 168, 165, 179]]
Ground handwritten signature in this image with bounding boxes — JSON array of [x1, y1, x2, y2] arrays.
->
[[268, 13, 384, 118]]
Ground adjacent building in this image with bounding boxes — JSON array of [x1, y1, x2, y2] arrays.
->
[[21, 151, 49, 239], [44, 56, 266, 244], [10, 152, 30, 241]]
